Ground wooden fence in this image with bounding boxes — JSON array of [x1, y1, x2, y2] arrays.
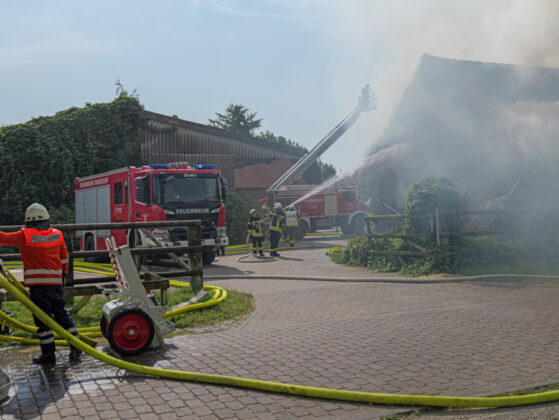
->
[[365, 208, 549, 258], [0, 220, 203, 306]]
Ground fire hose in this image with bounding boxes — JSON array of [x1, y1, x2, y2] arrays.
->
[[3, 269, 559, 408], [0, 262, 226, 346]]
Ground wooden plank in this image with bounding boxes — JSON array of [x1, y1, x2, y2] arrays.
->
[[365, 213, 431, 221], [0, 279, 170, 302], [367, 233, 419, 239], [368, 250, 427, 257]]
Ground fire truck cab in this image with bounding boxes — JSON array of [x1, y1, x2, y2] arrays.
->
[[75, 163, 228, 265]]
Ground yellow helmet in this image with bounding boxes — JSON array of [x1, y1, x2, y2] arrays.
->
[[25, 203, 50, 222], [274, 203, 282, 209]]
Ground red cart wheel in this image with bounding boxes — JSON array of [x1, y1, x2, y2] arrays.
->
[[107, 309, 154, 355]]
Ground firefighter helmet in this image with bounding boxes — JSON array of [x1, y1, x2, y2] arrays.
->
[[274, 203, 282, 209], [250, 209, 256, 214], [25, 203, 50, 222]]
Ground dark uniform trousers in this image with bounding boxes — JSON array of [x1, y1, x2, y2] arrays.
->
[[30, 285, 79, 355]]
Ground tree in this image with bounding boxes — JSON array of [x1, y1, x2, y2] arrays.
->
[[208, 104, 262, 135], [0, 96, 144, 225], [258, 131, 337, 183], [258, 130, 307, 154], [209, 104, 337, 183]]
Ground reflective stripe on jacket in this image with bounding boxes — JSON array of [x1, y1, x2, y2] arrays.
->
[[248, 216, 263, 237], [285, 209, 298, 227], [0, 228, 69, 286], [269, 212, 285, 232]]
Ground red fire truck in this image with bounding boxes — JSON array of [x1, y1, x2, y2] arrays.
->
[[272, 184, 368, 238], [267, 85, 375, 238], [75, 162, 228, 265]]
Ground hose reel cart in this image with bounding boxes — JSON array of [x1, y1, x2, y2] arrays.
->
[[100, 238, 175, 355]]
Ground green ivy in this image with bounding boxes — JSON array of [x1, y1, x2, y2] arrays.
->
[[0, 95, 144, 225], [225, 191, 263, 245]]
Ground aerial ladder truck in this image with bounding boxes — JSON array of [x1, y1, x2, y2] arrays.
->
[[267, 85, 376, 237]]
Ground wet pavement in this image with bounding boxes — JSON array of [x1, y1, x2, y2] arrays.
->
[[2, 239, 559, 419]]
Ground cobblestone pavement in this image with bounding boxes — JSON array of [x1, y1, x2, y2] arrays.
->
[[2, 240, 559, 419]]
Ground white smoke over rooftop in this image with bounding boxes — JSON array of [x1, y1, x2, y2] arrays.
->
[[291, 0, 559, 168]]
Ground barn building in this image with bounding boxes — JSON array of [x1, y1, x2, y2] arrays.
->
[[142, 111, 305, 196]]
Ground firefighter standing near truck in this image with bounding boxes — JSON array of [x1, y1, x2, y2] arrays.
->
[[247, 209, 264, 256], [284, 205, 299, 247], [268, 203, 285, 257], [0, 203, 82, 364]]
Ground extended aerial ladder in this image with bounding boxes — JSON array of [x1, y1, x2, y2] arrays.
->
[[267, 85, 376, 193]]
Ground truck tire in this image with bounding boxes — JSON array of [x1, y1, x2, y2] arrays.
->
[[128, 230, 147, 268], [341, 222, 352, 235], [295, 220, 309, 240], [202, 248, 216, 265], [351, 214, 367, 235], [84, 235, 96, 263]]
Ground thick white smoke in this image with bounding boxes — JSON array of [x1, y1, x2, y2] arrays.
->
[[297, 0, 559, 167]]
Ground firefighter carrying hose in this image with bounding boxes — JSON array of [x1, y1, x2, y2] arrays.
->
[[0, 203, 81, 364], [269, 203, 285, 257], [284, 205, 299, 247], [247, 209, 264, 256]]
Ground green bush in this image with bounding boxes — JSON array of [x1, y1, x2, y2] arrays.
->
[[334, 234, 518, 276], [225, 191, 263, 245], [403, 176, 462, 235], [0, 95, 144, 225], [334, 176, 523, 276], [333, 235, 403, 272]]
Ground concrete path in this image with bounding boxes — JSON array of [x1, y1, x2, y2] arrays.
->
[[2, 238, 559, 419]]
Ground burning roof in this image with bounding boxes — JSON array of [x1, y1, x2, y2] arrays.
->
[[363, 54, 559, 210]]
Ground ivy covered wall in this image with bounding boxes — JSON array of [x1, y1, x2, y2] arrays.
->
[[0, 95, 144, 225]]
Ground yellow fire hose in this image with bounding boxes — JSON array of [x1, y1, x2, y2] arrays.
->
[[2, 271, 559, 408], [0, 266, 226, 347]]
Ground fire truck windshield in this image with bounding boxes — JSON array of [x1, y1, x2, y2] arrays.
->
[[152, 174, 220, 205]]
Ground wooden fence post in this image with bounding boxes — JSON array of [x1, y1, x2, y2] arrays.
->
[[435, 208, 440, 246], [187, 224, 203, 293]]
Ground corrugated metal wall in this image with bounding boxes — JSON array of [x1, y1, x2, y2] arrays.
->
[[142, 111, 303, 187]]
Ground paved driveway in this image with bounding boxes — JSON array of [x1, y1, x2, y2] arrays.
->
[[2, 240, 559, 419]]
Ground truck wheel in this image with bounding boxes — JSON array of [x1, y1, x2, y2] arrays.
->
[[84, 235, 96, 263], [341, 222, 352, 235], [295, 220, 309, 240], [128, 230, 147, 268], [107, 309, 154, 355], [351, 215, 367, 235], [202, 248, 216, 265]]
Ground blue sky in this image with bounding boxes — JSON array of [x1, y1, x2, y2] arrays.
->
[[1, 1, 557, 172]]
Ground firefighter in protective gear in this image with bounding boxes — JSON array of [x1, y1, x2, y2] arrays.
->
[[284, 205, 299, 247], [247, 209, 264, 256], [268, 203, 285, 257], [0, 203, 82, 364]]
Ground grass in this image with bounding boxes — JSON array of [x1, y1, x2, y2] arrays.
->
[[0, 286, 254, 347]]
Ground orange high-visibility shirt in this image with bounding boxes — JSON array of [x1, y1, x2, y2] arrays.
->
[[0, 228, 69, 286]]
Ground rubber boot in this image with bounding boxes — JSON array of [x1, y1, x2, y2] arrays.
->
[[33, 342, 55, 364], [69, 346, 82, 363]]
